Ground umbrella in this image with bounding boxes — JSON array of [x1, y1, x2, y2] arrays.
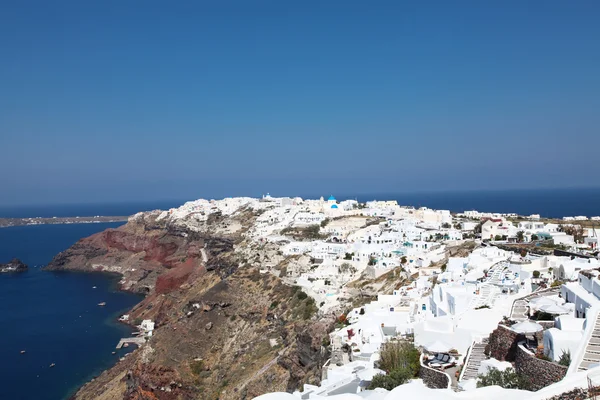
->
[[423, 340, 452, 353], [511, 320, 543, 334], [529, 297, 557, 307], [538, 303, 569, 315]]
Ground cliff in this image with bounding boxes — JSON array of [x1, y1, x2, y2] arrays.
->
[[0, 258, 28, 273], [45, 208, 333, 400]]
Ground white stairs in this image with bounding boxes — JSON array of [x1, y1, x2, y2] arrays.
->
[[486, 262, 507, 285], [460, 338, 489, 381], [579, 313, 600, 371]]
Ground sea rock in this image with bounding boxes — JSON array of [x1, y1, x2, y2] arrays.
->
[[205, 322, 213, 330], [0, 258, 28, 273]]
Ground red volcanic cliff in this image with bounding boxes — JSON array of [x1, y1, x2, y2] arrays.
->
[[46, 209, 333, 400], [45, 213, 224, 295]]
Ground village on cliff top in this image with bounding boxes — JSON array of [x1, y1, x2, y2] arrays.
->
[[131, 194, 600, 399]]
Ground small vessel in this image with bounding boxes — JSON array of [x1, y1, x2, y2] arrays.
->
[[92, 286, 97, 289], [98, 302, 106, 306], [20, 350, 26, 354], [49, 363, 55, 368], [123, 343, 129, 348]]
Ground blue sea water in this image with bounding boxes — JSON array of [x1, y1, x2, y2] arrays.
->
[[0, 223, 143, 400], [351, 187, 600, 219]]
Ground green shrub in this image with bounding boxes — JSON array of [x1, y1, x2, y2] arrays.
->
[[477, 367, 531, 390], [368, 367, 413, 390], [533, 311, 554, 321], [533, 270, 540, 279], [190, 360, 204, 375], [558, 350, 571, 366], [297, 291, 308, 300]]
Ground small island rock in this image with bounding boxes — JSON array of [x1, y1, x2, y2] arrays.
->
[[0, 258, 28, 273]]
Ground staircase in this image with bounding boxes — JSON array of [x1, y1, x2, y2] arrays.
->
[[510, 299, 529, 321], [460, 338, 489, 381], [485, 262, 507, 286], [467, 284, 499, 310], [579, 314, 600, 371]]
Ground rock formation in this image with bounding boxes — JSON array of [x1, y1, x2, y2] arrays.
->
[[0, 258, 28, 273], [45, 208, 333, 400]]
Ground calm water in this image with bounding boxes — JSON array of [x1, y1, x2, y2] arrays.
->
[[0, 223, 143, 400], [352, 187, 600, 219]]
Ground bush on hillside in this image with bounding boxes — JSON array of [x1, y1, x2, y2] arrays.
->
[[477, 367, 531, 390]]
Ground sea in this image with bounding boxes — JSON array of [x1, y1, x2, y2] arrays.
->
[[0, 188, 598, 399], [0, 223, 143, 400]]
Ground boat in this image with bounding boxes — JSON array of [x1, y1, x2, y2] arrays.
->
[[20, 350, 26, 354], [49, 363, 55, 368], [92, 286, 97, 289], [98, 302, 106, 306]]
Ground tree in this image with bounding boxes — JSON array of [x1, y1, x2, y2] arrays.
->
[[520, 249, 527, 258], [442, 222, 451, 229], [368, 256, 377, 266], [377, 341, 420, 376], [304, 224, 323, 239], [400, 256, 407, 265], [516, 231, 525, 243], [558, 350, 571, 367], [559, 224, 585, 243], [531, 234, 539, 241], [441, 263, 447, 273], [320, 218, 330, 228], [368, 368, 413, 390], [477, 367, 531, 390], [494, 235, 503, 241], [533, 270, 540, 279]]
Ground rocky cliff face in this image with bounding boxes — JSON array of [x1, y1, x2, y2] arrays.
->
[[0, 258, 28, 273], [45, 208, 333, 400]]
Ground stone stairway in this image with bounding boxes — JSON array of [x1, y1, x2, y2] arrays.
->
[[579, 314, 600, 371], [460, 338, 489, 381]]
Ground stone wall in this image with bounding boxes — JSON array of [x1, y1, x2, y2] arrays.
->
[[542, 388, 588, 400], [486, 324, 522, 361], [515, 345, 567, 391], [419, 364, 449, 389]]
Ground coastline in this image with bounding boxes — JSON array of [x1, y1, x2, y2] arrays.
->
[[0, 216, 129, 229]]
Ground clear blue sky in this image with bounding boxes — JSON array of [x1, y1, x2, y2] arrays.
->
[[1, 1, 599, 205]]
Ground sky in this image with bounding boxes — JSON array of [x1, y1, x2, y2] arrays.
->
[[1, 1, 599, 205]]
